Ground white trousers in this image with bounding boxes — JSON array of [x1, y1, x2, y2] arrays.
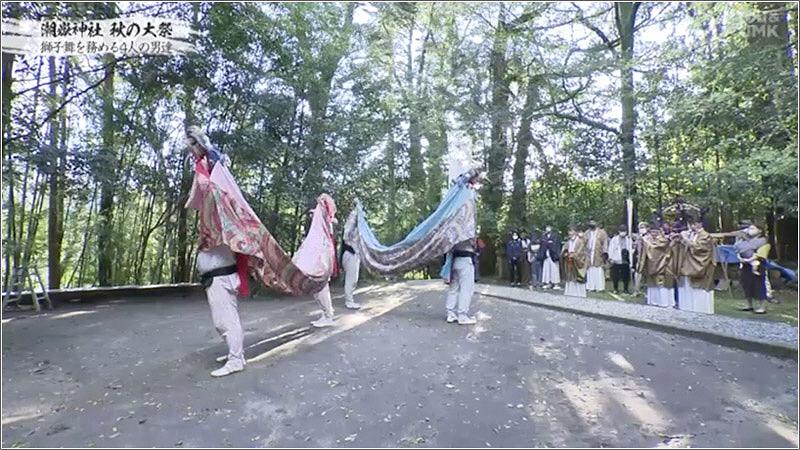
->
[[586, 266, 605, 291], [646, 286, 675, 308], [446, 257, 475, 316], [564, 281, 587, 298], [677, 276, 714, 314], [314, 283, 334, 318], [342, 251, 360, 304], [206, 273, 245, 369], [541, 257, 561, 284]]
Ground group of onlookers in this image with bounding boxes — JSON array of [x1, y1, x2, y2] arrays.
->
[[499, 217, 775, 315]]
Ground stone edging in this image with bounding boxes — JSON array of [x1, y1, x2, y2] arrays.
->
[[478, 290, 798, 361]]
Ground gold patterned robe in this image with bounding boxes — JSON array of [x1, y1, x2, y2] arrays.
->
[[587, 228, 609, 268], [562, 235, 588, 283], [679, 230, 716, 290], [637, 234, 675, 288]]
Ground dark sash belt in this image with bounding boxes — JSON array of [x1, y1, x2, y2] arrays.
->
[[343, 243, 356, 254], [453, 250, 476, 258], [200, 265, 238, 288]]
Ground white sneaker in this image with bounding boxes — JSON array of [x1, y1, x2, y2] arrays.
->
[[446, 312, 458, 323], [311, 316, 336, 328], [211, 362, 244, 378], [345, 301, 361, 310], [457, 315, 477, 325]]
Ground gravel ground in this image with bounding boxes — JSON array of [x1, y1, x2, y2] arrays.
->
[[478, 284, 799, 350], [2, 280, 798, 448]]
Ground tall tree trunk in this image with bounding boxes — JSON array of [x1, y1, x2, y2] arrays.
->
[[47, 57, 66, 289], [385, 134, 398, 242], [153, 213, 173, 285], [2, 46, 16, 289], [425, 116, 447, 208], [135, 194, 158, 284], [68, 185, 98, 287], [304, 3, 355, 194], [8, 56, 41, 285], [615, 2, 639, 222], [484, 4, 512, 275], [174, 151, 193, 282], [269, 103, 300, 233], [406, 25, 427, 218], [22, 173, 46, 271], [97, 52, 116, 286], [175, 2, 200, 283], [509, 77, 540, 229]]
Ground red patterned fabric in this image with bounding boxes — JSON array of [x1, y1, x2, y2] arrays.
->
[[186, 156, 336, 296]]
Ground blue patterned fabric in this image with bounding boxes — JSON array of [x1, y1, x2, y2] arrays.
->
[[716, 245, 796, 282], [345, 173, 477, 277]]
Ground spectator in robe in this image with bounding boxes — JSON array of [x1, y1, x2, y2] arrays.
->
[[562, 224, 588, 298]]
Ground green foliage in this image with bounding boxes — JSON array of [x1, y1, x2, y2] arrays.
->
[[1, 2, 797, 289]]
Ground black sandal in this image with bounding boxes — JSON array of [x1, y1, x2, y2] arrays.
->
[[739, 307, 754, 311]]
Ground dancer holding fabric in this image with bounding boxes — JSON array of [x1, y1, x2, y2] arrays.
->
[[443, 170, 482, 325], [346, 164, 478, 276], [185, 126, 247, 377], [300, 195, 340, 328], [344, 152, 480, 322], [185, 124, 340, 372]]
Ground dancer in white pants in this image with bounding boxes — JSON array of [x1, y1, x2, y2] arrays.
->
[[198, 245, 246, 378], [340, 202, 362, 309], [186, 128, 246, 378], [342, 245, 361, 309], [446, 241, 477, 325], [311, 284, 335, 327]]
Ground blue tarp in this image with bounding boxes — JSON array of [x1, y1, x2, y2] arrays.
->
[[716, 245, 797, 283]]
